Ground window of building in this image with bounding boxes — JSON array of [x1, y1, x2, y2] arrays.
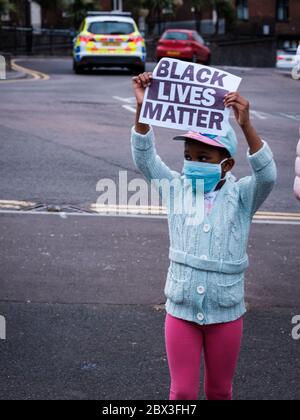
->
[[236, 0, 249, 21], [277, 0, 290, 21]]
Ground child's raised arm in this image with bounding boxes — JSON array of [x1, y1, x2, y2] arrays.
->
[[224, 92, 277, 216], [132, 72, 152, 135], [130, 72, 179, 186], [224, 92, 263, 155]]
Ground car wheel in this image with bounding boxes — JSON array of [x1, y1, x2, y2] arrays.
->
[[73, 60, 85, 75]]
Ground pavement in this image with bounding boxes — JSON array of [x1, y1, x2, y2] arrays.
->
[[0, 57, 299, 400], [3, 69, 28, 81], [0, 59, 49, 83]]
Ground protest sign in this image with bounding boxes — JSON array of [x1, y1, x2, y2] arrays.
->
[[139, 58, 242, 136]]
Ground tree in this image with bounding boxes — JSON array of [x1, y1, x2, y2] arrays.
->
[[123, 1, 185, 35], [0, 0, 15, 18], [214, 0, 236, 35], [191, 0, 212, 32], [35, 0, 66, 8], [142, 0, 177, 35], [67, 0, 100, 28], [35, 0, 99, 29], [123, 0, 142, 24], [191, 0, 235, 35]]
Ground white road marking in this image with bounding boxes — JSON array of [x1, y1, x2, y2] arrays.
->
[[1, 208, 300, 225], [279, 113, 300, 122], [113, 96, 135, 104], [0, 199, 36, 209], [114, 96, 299, 123], [252, 220, 300, 225], [250, 110, 268, 120], [221, 66, 253, 72], [122, 104, 136, 113]]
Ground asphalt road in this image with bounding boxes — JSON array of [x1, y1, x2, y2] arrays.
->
[[0, 58, 299, 211], [0, 58, 299, 400]]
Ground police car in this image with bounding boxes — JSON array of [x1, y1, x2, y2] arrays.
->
[[73, 11, 147, 74]]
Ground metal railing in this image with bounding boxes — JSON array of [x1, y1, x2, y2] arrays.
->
[[0, 26, 76, 55]]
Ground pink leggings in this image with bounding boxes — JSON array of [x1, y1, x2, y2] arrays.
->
[[165, 313, 243, 400]]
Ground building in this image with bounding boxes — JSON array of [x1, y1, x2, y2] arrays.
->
[[2, 0, 117, 29], [3, 0, 299, 50], [234, 0, 300, 48], [144, 0, 300, 49]]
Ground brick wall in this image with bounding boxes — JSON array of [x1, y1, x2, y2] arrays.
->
[[276, 0, 300, 36], [158, 0, 300, 39], [233, 0, 300, 45], [159, 0, 213, 24]]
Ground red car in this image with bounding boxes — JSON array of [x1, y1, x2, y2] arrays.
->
[[156, 29, 211, 65]]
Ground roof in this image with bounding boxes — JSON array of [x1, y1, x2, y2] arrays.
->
[[86, 16, 135, 24], [163, 29, 195, 33]]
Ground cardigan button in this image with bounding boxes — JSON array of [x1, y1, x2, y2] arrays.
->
[[197, 286, 205, 295], [203, 224, 211, 233], [197, 313, 205, 322]]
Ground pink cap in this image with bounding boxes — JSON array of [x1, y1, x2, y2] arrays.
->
[[173, 131, 226, 149]]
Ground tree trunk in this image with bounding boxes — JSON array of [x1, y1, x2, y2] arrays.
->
[[195, 7, 202, 33], [156, 4, 161, 36]]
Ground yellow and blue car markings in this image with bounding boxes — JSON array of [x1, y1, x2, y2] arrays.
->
[[73, 19, 146, 63]]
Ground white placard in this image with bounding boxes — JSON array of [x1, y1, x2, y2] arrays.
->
[[139, 58, 242, 136]]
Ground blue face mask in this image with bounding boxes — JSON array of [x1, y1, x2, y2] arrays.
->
[[183, 158, 229, 194]]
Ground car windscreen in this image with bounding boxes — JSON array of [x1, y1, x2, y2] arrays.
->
[[88, 21, 135, 35], [163, 32, 189, 41]]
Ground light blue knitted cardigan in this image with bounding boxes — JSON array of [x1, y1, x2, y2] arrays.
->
[[131, 125, 277, 325]]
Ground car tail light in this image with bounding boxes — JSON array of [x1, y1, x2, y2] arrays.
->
[[128, 36, 143, 43], [277, 56, 285, 60], [79, 36, 96, 43]]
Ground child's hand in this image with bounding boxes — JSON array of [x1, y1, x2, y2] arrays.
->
[[224, 92, 251, 128], [225, 92, 263, 154], [132, 72, 153, 106]]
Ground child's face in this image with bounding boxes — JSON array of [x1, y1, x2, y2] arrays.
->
[[184, 139, 235, 173]]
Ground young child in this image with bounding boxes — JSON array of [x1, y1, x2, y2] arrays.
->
[[131, 72, 277, 400]]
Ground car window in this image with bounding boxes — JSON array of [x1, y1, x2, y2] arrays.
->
[[89, 21, 135, 35], [193, 32, 205, 45], [163, 32, 189, 41], [279, 49, 297, 55]]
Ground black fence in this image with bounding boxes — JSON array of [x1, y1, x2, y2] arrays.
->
[[146, 35, 277, 67], [0, 25, 277, 67], [0, 26, 75, 55], [210, 37, 277, 67]]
